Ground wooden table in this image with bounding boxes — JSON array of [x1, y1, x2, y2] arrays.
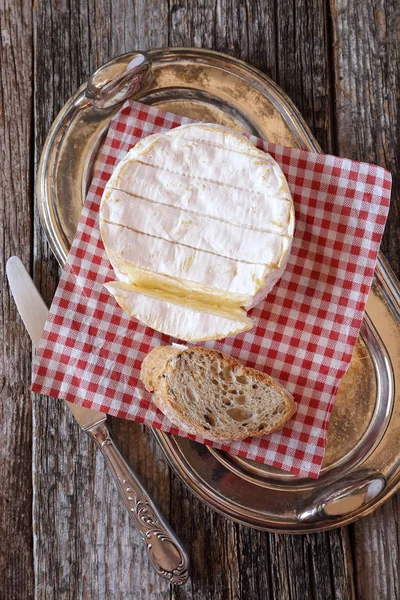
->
[[1, 1, 399, 598]]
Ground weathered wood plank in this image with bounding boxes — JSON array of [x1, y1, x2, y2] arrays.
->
[[33, 1, 172, 598], [0, 1, 34, 598], [167, 4, 276, 599], [328, 528, 356, 600], [274, 0, 334, 154], [168, 2, 354, 600], [351, 498, 400, 600], [266, 529, 355, 600], [332, 2, 400, 598], [168, 0, 277, 79], [332, 0, 400, 276], [255, 1, 353, 598], [171, 480, 241, 600]]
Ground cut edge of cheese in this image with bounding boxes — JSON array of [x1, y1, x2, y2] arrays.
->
[[106, 256, 251, 307], [104, 273, 251, 324], [103, 245, 281, 312], [100, 220, 272, 298], [104, 281, 252, 342]]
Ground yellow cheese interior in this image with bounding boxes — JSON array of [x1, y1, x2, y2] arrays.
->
[[105, 264, 252, 325]]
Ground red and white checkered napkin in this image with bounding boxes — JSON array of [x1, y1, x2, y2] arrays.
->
[[31, 100, 391, 478]]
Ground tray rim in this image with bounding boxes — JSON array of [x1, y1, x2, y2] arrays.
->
[[36, 47, 400, 532]]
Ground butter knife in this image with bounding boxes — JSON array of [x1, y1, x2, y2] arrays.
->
[[6, 256, 189, 585]]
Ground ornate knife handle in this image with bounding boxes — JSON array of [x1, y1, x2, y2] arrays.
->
[[87, 421, 189, 585]]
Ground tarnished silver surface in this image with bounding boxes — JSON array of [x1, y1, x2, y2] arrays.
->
[[37, 48, 400, 532], [83, 52, 152, 109], [7, 256, 189, 581]]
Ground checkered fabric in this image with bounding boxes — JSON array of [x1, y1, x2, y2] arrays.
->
[[31, 100, 391, 478]]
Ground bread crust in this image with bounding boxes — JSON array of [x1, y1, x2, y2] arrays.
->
[[140, 346, 296, 441], [140, 346, 181, 391]]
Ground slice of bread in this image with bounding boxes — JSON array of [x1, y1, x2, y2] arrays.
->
[[140, 346, 296, 441]]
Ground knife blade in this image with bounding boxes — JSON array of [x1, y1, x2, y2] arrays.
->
[[6, 255, 190, 584], [6, 256, 106, 429]]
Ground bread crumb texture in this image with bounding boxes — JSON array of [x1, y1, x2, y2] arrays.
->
[[140, 346, 296, 441]]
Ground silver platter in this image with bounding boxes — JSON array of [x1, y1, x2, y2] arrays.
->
[[37, 48, 400, 532]]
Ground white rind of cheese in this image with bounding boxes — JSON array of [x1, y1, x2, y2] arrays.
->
[[133, 136, 282, 196], [106, 126, 294, 237], [105, 281, 251, 342], [100, 123, 295, 341], [107, 162, 293, 235], [101, 189, 290, 264]]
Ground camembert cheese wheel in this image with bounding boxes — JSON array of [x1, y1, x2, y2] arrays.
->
[[100, 124, 294, 341]]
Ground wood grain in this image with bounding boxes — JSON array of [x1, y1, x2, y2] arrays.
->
[[0, 1, 34, 598], [332, 0, 400, 277], [274, 0, 335, 155], [33, 2, 173, 599], [331, 2, 400, 597], [166, 3, 354, 600], [0, 0, 398, 598]]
